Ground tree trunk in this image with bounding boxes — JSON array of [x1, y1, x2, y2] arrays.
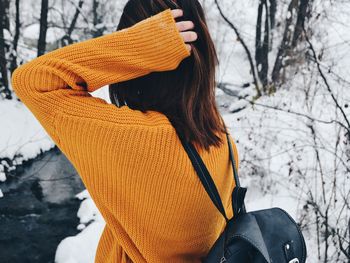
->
[[0, 0, 11, 99], [92, 0, 104, 37], [1, 0, 10, 31], [292, 0, 310, 48], [268, 0, 277, 52], [10, 0, 20, 74], [269, 0, 277, 30], [37, 0, 48, 57], [271, 0, 298, 85], [255, 0, 269, 91]]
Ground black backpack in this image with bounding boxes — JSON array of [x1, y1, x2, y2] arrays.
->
[[177, 130, 307, 263]]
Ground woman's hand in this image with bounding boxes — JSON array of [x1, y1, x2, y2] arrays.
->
[[171, 9, 197, 53]]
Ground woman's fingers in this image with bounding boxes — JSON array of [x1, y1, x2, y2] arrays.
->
[[181, 31, 197, 52], [171, 9, 197, 53], [171, 9, 183, 19], [176, 21, 195, 31], [180, 31, 198, 42]]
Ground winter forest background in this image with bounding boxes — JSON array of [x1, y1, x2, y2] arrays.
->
[[0, 0, 349, 262]]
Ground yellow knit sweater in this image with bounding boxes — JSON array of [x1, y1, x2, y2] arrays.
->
[[11, 8, 238, 263]]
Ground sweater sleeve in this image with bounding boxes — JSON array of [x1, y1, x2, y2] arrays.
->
[[11, 8, 190, 145]]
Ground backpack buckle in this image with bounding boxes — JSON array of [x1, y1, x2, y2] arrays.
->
[[284, 241, 299, 263]]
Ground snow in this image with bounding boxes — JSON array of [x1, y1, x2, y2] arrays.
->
[[228, 99, 249, 113], [55, 190, 105, 263], [3, 28, 12, 41], [0, 171, 6, 182], [0, 99, 56, 187], [222, 82, 350, 263], [22, 24, 66, 43], [0, 100, 55, 161]]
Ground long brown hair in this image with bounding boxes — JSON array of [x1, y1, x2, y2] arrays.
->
[[109, 0, 227, 152]]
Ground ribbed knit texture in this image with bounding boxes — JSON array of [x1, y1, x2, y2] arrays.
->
[[11, 8, 239, 263]]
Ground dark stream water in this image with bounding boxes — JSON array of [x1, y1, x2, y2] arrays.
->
[[0, 146, 85, 263]]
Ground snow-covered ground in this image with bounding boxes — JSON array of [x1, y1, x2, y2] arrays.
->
[[0, 99, 56, 187], [54, 190, 106, 263]]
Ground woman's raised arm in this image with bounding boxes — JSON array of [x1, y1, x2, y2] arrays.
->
[[11, 8, 191, 146]]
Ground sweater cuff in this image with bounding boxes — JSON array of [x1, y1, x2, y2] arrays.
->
[[122, 8, 191, 72]]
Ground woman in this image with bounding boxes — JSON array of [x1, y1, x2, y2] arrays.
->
[[11, 0, 239, 262]]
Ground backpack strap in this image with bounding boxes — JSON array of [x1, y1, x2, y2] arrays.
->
[[226, 130, 247, 215], [177, 132, 230, 222], [176, 123, 248, 222]]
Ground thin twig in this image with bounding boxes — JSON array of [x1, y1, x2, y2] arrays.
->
[[214, 0, 262, 97]]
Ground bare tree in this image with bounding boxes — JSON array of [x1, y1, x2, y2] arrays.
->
[[271, 0, 311, 86], [1, 0, 10, 31], [37, 0, 49, 57], [61, 0, 85, 46], [255, 0, 270, 92], [271, 0, 299, 85], [9, 0, 21, 74], [269, 0, 277, 30], [92, 0, 105, 37], [215, 0, 312, 97], [0, 0, 11, 99], [291, 0, 310, 48]]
